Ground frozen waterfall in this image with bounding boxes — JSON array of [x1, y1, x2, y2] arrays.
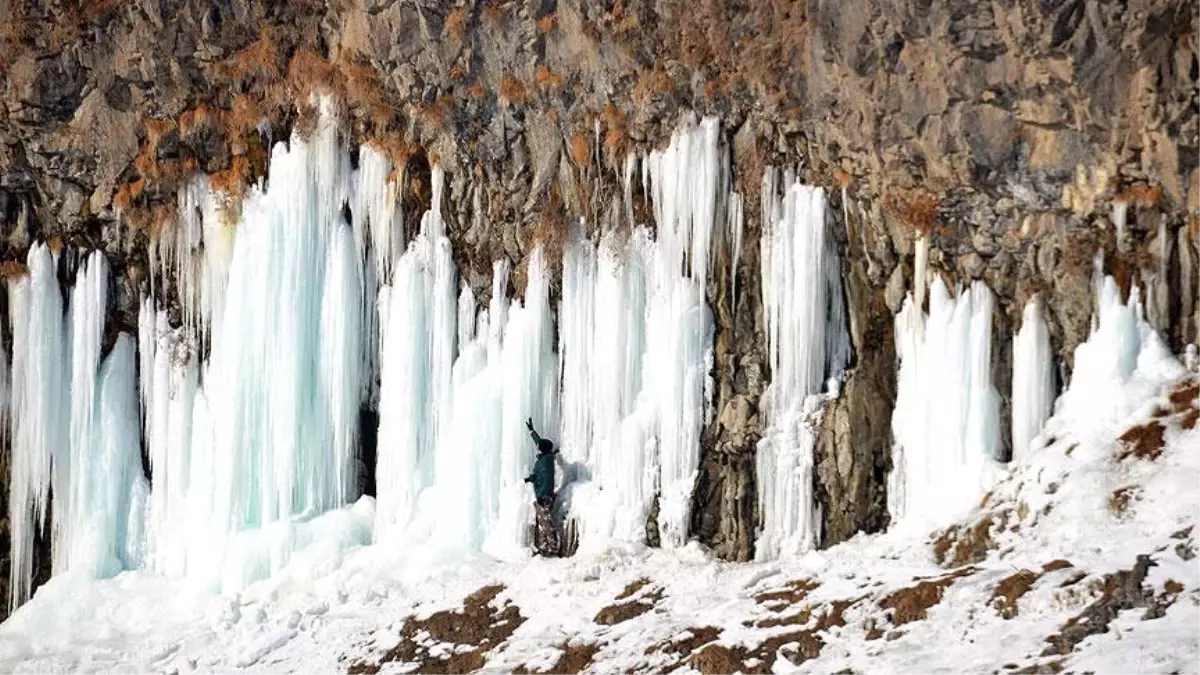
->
[[754, 170, 850, 560], [1011, 296, 1055, 462], [889, 273, 1002, 531], [6, 247, 146, 611]]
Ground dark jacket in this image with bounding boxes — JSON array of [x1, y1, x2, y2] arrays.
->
[[525, 422, 557, 502], [530, 452, 556, 501]]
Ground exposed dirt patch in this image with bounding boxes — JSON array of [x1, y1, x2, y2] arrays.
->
[[691, 629, 824, 674], [644, 626, 722, 657], [992, 569, 1042, 619], [880, 567, 976, 626], [515, 640, 602, 674], [933, 513, 1006, 567], [595, 586, 663, 625], [1181, 408, 1199, 430], [1041, 559, 1073, 572], [1042, 555, 1162, 656], [1108, 486, 1140, 517], [754, 578, 820, 607], [1116, 421, 1166, 461], [755, 595, 863, 629], [346, 584, 524, 674], [1168, 381, 1199, 410], [616, 577, 652, 600]]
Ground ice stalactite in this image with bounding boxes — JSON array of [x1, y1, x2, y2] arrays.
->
[[557, 226, 654, 550], [374, 166, 458, 542], [1011, 296, 1054, 462], [643, 118, 720, 548], [728, 192, 744, 322], [7, 244, 67, 611], [7, 248, 146, 610], [62, 254, 147, 578], [755, 171, 849, 560], [141, 99, 369, 591], [889, 277, 1002, 531], [487, 248, 560, 557]]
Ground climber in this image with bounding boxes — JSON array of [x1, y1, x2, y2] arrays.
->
[[524, 417, 560, 556]]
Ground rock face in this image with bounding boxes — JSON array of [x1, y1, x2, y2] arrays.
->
[[0, 0, 1196, 600]]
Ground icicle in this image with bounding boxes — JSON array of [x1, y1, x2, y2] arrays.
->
[[1011, 296, 1054, 462], [728, 192, 744, 324], [643, 117, 720, 548], [6, 244, 67, 611], [889, 278, 1002, 531], [141, 97, 365, 590], [374, 165, 458, 541], [1112, 199, 1129, 254], [755, 180, 846, 560]]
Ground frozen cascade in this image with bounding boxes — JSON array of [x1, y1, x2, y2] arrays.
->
[[557, 226, 655, 549], [8, 108, 738, 600], [889, 277, 1002, 531], [384, 117, 722, 554], [642, 118, 720, 547], [1011, 296, 1055, 462], [374, 166, 458, 541], [755, 173, 850, 560], [1062, 275, 1184, 421], [141, 99, 369, 591], [7, 244, 68, 611], [6, 247, 147, 610]]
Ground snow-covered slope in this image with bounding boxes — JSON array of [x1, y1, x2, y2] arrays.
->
[[1, 319, 1196, 674]]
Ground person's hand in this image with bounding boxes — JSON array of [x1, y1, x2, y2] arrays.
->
[[526, 417, 534, 431]]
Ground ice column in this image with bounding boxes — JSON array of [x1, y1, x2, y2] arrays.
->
[[642, 118, 719, 547], [6, 244, 67, 611], [755, 173, 848, 560], [143, 99, 367, 590], [557, 225, 654, 549], [1060, 276, 1184, 420], [1011, 296, 1054, 462], [889, 278, 1001, 531], [374, 167, 458, 541]]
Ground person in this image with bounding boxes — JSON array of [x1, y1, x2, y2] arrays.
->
[[524, 418, 560, 556]]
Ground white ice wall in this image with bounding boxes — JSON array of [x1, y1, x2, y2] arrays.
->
[[6, 247, 146, 610], [1011, 296, 1054, 462], [889, 274, 1002, 531], [754, 171, 849, 560]]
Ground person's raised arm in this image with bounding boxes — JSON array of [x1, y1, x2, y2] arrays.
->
[[525, 417, 542, 445]]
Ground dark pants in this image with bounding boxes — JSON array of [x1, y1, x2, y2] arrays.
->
[[533, 494, 559, 556]]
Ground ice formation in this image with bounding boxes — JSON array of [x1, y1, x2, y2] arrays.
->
[[889, 273, 1002, 531], [378, 117, 722, 554], [6, 247, 148, 611], [6, 245, 67, 611], [1011, 296, 1055, 462], [3, 106, 869, 604], [755, 170, 850, 559], [138, 101, 370, 590], [1061, 276, 1185, 421]]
